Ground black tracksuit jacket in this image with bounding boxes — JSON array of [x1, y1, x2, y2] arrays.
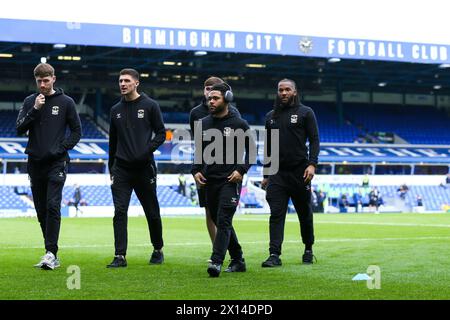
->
[[108, 93, 166, 171], [189, 99, 241, 134], [264, 103, 320, 176], [16, 88, 82, 162], [191, 111, 256, 180]]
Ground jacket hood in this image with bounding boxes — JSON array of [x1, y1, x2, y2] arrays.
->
[[212, 109, 236, 121], [120, 92, 149, 104], [46, 87, 64, 97]]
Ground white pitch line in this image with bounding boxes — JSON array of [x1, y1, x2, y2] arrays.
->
[[314, 221, 450, 228], [2, 236, 450, 250], [232, 217, 450, 228]]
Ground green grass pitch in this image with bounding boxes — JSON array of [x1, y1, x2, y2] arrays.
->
[[0, 213, 449, 300]]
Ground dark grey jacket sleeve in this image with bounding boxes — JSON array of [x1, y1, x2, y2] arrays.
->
[[236, 120, 256, 176], [108, 109, 117, 173], [149, 102, 166, 152], [16, 96, 39, 135], [60, 100, 82, 151]]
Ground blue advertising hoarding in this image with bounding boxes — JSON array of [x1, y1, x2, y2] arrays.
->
[[1, 138, 449, 164]]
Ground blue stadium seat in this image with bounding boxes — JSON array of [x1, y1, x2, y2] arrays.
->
[[0, 111, 107, 139]]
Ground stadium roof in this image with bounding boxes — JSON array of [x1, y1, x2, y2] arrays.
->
[[1, 42, 450, 96]]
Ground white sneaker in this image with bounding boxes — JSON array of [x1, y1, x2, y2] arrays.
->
[[34, 256, 45, 268], [40, 252, 58, 270], [34, 253, 52, 268]]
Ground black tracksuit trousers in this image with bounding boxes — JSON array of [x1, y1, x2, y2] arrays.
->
[[28, 159, 68, 257], [111, 162, 163, 256], [206, 179, 243, 264], [265, 165, 314, 256]]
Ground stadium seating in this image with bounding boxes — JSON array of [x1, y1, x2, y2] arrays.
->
[[0, 183, 265, 211], [3, 99, 450, 144], [0, 184, 195, 213], [343, 103, 450, 144], [162, 111, 190, 124], [316, 183, 450, 211], [78, 114, 107, 138], [0, 186, 33, 210], [157, 99, 361, 142], [307, 103, 360, 142], [1, 182, 448, 213], [62, 185, 193, 207], [0, 111, 19, 138], [240, 192, 263, 208], [0, 111, 106, 139]]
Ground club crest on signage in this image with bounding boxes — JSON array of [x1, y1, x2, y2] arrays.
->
[[299, 37, 313, 54]]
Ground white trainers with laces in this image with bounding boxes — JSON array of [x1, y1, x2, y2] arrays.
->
[[54, 258, 61, 269], [34, 255, 45, 268], [37, 252, 59, 270]]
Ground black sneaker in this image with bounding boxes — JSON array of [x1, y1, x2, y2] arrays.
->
[[261, 254, 282, 268], [302, 250, 316, 264], [106, 255, 127, 268], [225, 258, 246, 273], [207, 262, 222, 277], [149, 250, 164, 264]]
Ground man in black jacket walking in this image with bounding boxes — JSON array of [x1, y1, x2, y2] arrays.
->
[[16, 63, 82, 270], [261, 79, 320, 267], [107, 68, 166, 268], [192, 83, 256, 277], [189, 76, 241, 245]]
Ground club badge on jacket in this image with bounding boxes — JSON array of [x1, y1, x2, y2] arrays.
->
[[52, 106, 59, 115]]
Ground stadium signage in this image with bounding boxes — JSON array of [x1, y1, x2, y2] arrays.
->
[[328, 39, 448, 62], [122, 28, 284, 52], [1, 139, 449, 164], [1, 18, 450, 64]]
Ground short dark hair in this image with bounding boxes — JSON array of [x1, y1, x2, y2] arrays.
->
[[204, 76, 224, 87], [120, 68, 139, 80], [210, 83, 231, 97], [278, 78, 297, 89], [34, 63, 55, 78]]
